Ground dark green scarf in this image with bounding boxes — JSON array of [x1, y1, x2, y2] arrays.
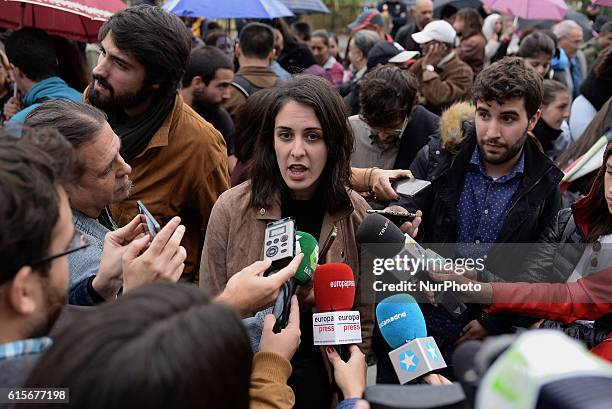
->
[[107, 95, 176, 162]]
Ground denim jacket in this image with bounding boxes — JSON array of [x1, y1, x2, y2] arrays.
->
[[68, 209, 109, 306]]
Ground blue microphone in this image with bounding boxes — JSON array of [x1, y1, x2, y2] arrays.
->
[[376, 294, 447, 384], [376, 294, 427, 348]]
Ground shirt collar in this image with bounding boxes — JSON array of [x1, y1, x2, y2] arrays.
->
[[438, 51, 455, 68], [322, 56, 338, 70], [469, 146, 525, 181], [354, 66, 367, 81], [0, 337, 53, 361]]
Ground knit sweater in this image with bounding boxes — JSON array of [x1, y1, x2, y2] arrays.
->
[[250, 352, 295, 409]]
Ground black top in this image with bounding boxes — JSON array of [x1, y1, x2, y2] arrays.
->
[[395, 23, 421, 52], [395, 105, 440, 170], [280, 189, 325, 240], [280, 190, 330, 409], [196, 106, 235, 155], [278, 43, 318, 75]]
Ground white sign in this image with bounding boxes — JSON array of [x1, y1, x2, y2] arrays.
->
[[312, 311, 362, 345], [388, 336, 447, 384]]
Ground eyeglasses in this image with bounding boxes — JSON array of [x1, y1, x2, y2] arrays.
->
[[369, 116, 409, 140], [29, 233, 90, 268]]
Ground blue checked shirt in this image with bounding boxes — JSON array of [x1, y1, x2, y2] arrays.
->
[[0, 337, 52, 361], [456, 146, 525, 260]]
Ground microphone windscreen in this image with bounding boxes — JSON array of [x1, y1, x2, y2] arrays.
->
[[376, 294, 427, 349], [294, 231, 318, 285], [314, 263, 355, 312], [356, 213, 405, 258], [453, 340, 482, 384], [537, 377, 612, 409]]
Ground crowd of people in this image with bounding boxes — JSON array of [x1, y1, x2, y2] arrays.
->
[[0, 0, 611, 408]]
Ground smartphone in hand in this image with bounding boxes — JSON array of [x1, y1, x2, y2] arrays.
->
[[136, 201, 161, 238], [394, 178, 431, 197]]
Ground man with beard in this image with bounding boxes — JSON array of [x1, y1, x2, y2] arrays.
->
[[180, 46, 236, 170], [0, 127, 78, 387], [87, 5, 229, 283], [390, 58, 563, 378], [0, 126, 306, 388]]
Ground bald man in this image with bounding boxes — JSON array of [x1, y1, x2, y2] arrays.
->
[[395, 0, 434, 52]]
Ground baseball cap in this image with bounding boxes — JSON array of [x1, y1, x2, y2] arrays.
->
[[348, 10, 384, 32], [367, 42, 419, 70], [411, 20, 457, 45]]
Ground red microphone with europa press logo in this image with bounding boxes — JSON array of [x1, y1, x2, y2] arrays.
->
[[313, 263, 362, 352]]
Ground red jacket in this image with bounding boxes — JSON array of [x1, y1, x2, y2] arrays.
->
[[488, 266, 612, 322], [487, 266, 612, 361]]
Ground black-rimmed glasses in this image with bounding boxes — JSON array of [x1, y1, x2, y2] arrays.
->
[[29, 233, 90, 267]]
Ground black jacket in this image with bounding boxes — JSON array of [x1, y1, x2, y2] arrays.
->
[[395, 103, 564, 335], [338, 79, 361, 117], [399, 121, 563, 276], [393, 106, 440, 170], [395, 23, 420, 52]]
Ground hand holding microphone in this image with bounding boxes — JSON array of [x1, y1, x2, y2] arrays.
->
[[271, 231, 318, 332], [326, 345, 367, 399], [376, 294, 447, 384], [259, 295, 301, 361], [215, 253, 303, 316]]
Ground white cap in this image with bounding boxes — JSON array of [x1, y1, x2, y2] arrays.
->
[[388, 50, 420, 63], [411, 20, 456, 45]]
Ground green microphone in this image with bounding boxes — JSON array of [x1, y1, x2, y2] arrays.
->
[[294, 231, 319, 284], [273, 231, 319, 332]]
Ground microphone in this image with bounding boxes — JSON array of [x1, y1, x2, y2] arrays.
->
[[312, 263, 362, 347], [356, 213, 405, 259], [358, 213, 467, 317], [272, 231, 318, 332], [376, 294, 447, 384], [476, 330, 612, 409]]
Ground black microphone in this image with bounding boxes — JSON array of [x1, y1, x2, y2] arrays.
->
[[356, 213, 406, 258]]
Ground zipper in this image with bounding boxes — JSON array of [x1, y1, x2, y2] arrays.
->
[[505, 166, 554, 216]]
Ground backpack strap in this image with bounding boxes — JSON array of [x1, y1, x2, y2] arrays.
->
[[231, 75, 262, 98]]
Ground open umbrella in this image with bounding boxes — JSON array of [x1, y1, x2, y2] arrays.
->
[[433, 0, 482, 13], [163, 0, 294, 19], [482, 0, 568, 21], [518, 10, 594, 41], [280, 0, 329, 14], [0, 0, 126, 43]]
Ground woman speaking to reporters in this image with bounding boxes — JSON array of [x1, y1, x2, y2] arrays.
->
[[200, 75, 374, 409]]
